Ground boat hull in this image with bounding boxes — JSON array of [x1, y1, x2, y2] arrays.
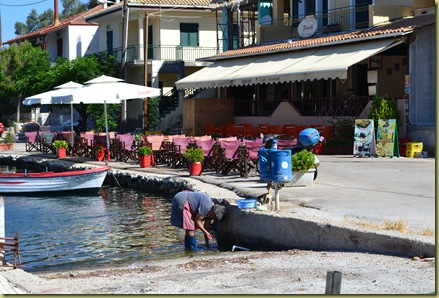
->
[[0, 166, 109, 194]]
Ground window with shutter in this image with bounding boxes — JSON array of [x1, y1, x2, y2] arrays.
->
[[180, 23, 199, 47]]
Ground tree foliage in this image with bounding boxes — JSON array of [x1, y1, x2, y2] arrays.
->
[[60, 0, 87, 19], [0, 41, 52, 122], [0, 40, 120, 128], [147, 97, 161, 130], [368, 95, 401, 129], [14, 0, 92, 36]]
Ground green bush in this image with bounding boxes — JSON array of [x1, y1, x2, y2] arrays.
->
[[53, 140, 69, 149], [3, 132, 16, 143], [368, 95, 401, 129], [328, 116, 354, 146], [183, 147, 204, 163], [291, 149, 318, 173], [137, 146, 153, 155]]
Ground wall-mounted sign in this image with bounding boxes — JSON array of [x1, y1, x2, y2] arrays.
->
[[258, 0, 272, 25], [367, 70, 378, 83], [368, 55, 382, 69], [297, 17, 317, 38], [405, 75, 410, 87]]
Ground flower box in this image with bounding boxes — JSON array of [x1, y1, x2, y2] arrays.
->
[[284, 169, 316, 187]]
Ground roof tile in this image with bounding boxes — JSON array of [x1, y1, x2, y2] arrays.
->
[[4, 5, 103, 44], [212, 14, 435, 59]]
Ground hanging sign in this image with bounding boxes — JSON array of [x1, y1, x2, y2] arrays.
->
[[353, 119, 375, 158], [297, 17, 317, 38]]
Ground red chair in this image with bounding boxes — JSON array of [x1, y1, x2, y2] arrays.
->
[[241, 123, 255, 138], [269, 125, 283, 135], [283, 125, 300, 139], [205, 123, 217, 135], [219, 123, 238, 137], [258, 124, 270, 136]]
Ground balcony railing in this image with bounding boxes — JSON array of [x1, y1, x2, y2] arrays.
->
[[270, 4, 370, 36], [102, 44, 219, 64]]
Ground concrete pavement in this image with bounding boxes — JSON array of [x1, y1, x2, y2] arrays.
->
[[0, 141, 435, 293]]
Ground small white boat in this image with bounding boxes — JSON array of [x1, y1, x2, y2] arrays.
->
[[0, 166, 110, 194]]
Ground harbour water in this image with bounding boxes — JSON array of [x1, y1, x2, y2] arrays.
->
[[3, 186, 218, 272]]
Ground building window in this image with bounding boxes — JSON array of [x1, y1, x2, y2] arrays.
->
[[106, 30, 113, 56], [180, 23, 199, 47], [57, 38, 63, 57]]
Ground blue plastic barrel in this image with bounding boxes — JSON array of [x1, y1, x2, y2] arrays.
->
[[270, 149, 292, 182], [258, 148, 271, 182]]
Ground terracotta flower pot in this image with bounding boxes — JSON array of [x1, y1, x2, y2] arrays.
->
[[189, 162, 202, 176], [57, 148, 67, 159], [139, 154, 151, 168], [96, 150, 105, 161]]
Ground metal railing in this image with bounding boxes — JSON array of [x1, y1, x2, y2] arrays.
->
[[103, 44, 218, 63], [234, 96, 370, 117], [270, 4, 370, 35]]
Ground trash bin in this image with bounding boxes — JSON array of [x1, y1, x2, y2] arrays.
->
[[270, 149, 292, 182], [258, 148, 271, 182]]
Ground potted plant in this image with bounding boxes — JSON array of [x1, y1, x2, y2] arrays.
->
[[53, 140, 68, 158], [183, 147, 205, 176], [95, 145, 107, 161], [286, 149, 319, 187], [137, 146, 153, 168], [2, 132, 16, 150]]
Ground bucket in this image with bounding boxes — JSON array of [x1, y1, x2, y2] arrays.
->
[[237, 198, 257, 209], [270, 150, 292, 182], [258, 148, 271, 182]]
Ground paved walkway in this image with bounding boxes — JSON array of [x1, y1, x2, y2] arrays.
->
[[0, 274, 24, 294], [4, 141, 436, 231], [0, 141, 435, 294]]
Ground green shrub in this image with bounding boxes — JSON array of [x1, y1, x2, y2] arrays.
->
[[183, 147, 204, 163], [368, 95, 401, 129], [137, 146, 153, 155], [3, 132, 16, 143], [53, 140, 69, 149], [291, 149, 318, 173]]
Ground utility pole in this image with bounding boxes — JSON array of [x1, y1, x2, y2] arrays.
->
[[121, 0, 129, 127], [143, 13, 149, 130], [121, 0, 128, 80], [0, 0, 2, 48]]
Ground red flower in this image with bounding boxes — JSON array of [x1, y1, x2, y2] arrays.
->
[[97, 149, 106, 158]]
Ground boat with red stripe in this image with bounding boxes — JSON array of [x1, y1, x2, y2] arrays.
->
[[0, 166, 110, 194]]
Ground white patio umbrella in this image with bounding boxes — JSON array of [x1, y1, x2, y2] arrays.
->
[[51, 75, 161, 150], [23, 81, 84, 147], [23, 81, 83, 105]]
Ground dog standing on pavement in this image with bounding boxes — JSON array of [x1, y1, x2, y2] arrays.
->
[[256, 192, 273, 211]]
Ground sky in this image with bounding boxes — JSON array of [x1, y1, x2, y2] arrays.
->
[[0, 0, 86, 43]]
